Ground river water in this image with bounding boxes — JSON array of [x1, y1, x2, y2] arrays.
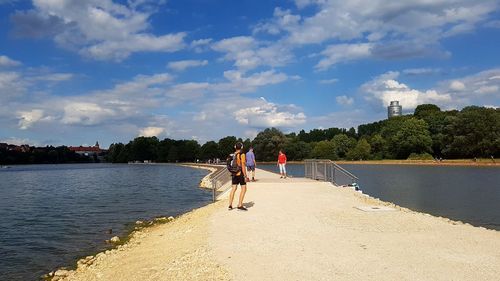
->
[[260, 164, 500, 231], [0, 164, 211, 281]]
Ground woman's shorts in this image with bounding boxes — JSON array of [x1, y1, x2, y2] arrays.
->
[[232, 174, 246, 186], [247, 165, 255, 171]]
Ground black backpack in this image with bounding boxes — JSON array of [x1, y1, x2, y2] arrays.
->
[[226, 152, 242, 175]]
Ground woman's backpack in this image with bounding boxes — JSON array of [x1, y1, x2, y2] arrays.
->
[[226, 152, 242, 175]]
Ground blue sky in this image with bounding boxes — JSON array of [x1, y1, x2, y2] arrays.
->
[[1, 0, 499, 147]]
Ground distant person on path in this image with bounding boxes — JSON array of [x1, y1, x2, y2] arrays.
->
[[228, 142, 248, 211], [277, 150, 287, 178], [246, 147, 256, 182]]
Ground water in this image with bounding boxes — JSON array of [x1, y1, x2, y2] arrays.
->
[[259, 164, 500, 230], [0, 164, 212, 281]]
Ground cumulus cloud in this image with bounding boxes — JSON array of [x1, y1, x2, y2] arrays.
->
[[17, 109, 51, 129], [11, 0, 186, 61], [316, 43, 373, 70], [361, 71, 452, 110], [212, 36, 293, 71], [138, 126, 164, 137], [253, 0, 497, 69], [449, 80, 466, 91], [167, 60, 208, 71], [0, 71, 26, 101], [437, 68, 500, 103], [0, 55, 21, 67], [234, 99, 306, 128], [362, 68, 500, 111], [61, 102, 116, 126], [336, 95, 354, 106]]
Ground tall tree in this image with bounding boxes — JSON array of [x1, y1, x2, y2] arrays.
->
[[331, 134, 357, 158], [390, 118, 433, 159], [217, 136, 237, 158], [252, 128, 287, 161], [310, 140, 337, 160]]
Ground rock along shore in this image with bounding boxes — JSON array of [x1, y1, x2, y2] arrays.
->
[[47, 167, 500, 281]]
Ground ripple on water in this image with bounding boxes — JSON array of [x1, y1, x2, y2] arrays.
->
[[0, 163, 212, 281]]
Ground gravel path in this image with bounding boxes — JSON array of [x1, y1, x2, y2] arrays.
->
[[55, 167, 500, 281]]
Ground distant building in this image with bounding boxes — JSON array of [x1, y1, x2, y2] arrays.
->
[[69, 141, 103, 156], [388, 101, 402, 118]]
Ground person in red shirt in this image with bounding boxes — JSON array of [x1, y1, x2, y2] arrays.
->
[[277, 150, 287, 178]]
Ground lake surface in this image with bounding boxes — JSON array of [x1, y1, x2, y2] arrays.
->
[[0, 164, 211, 281], [260, 164, 500, 231]]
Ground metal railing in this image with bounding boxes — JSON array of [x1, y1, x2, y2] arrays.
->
[[208, 167, 232, 202], [304, 159, 359, 189]]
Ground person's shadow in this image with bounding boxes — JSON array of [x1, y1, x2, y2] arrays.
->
[[243, 201, 255, 209]]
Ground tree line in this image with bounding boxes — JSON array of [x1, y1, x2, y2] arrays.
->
[[106, 104, 499, 163], [2, 104, 498, 165], [0, 145, 96, 165]]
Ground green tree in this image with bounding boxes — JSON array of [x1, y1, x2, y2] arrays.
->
[[252, 128, 287, 161], [129, 137, 159, 161], [346, 139, 371, 160], [310, 140, 337, 160], [218, 136, 237, 158], [283, 137, 312, 161], [444, 106, 500, 158], [368, 134, 386, 159], [157, 138, 175, 162], [390, 118, 432, 159], [331, 134, 356, 158], [200, 141, 219, 160], [177, 140, 201, 162], [167, 145, 179, 162]]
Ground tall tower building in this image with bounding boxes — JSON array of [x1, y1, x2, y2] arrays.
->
[[388, 101, 402, 118]]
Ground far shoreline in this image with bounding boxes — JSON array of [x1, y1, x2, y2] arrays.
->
[[258, 159, 500, 167]]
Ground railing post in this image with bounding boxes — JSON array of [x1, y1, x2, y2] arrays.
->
[[212, 181, 216, 202]]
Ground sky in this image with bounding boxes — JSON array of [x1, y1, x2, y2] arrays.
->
[[1, 0, 500, 148]]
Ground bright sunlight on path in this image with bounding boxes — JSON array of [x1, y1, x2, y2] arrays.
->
[[209, 168, 500, 281]]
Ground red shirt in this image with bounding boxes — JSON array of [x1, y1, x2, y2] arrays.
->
[[278, 153, 287, 164]]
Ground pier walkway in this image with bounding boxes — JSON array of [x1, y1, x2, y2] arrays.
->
[[209, 168, 499, 281], [58, 167, 499, 281]]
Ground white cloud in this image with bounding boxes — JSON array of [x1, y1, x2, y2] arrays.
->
[[214, 70, 288, 94], [167, 59, 208, 71], [252, 0, 498, 69], [403, 68, 442, 76], [61, 102, 116, 126], [439, 69, 500, 99], [449, 80, 466, 91], [0, 137, 38, 146], [0, 55, 21, 67], [0, 71, 26, 101], [212, 36, 293, 71], [316, 43, 373, 70], [319, 78, 338, 84], [361, 71, 452, 110], [336, 95, 354, 106], [138, 126, 164, 137], [12, 1, 186, 61], [475, 85, 498, 95], [17, 109, 51, 129], [234, 99, 306, 128]]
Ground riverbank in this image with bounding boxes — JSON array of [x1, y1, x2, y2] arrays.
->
[[51, 168, 500, 281], [259, 159, 500, 166]]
